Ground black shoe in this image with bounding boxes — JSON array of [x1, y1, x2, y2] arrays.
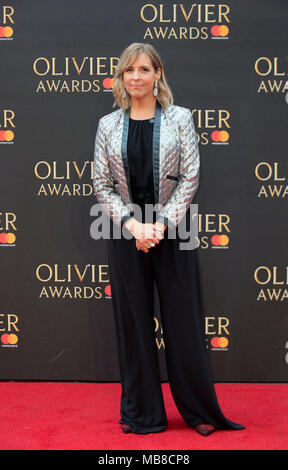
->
[[195, 424, 215, 436], [121, 424, 132, 433]]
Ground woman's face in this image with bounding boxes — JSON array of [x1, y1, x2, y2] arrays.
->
[[123, 52, 161, 101]]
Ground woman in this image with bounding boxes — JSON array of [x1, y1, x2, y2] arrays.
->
[[93, 42, 244, 436]]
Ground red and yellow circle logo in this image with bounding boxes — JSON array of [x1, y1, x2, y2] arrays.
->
[[211, 130, 229, 143], [0, 130, 14, 142], [1, 333, 18, 345], [211, 336, 229, 348], [103, 78, 114, 90], [0, 233, 16, 244], [0, 26, 13, 38], [211, 234, 229, 247], [211, 25, 229, 37]]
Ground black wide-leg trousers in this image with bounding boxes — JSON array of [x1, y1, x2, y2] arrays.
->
[[106, 213, 244, 435]]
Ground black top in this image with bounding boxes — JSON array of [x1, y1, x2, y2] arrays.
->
[[127, 117, 155, 222]]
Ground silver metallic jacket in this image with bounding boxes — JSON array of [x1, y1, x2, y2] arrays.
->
[[93, 101, 200, 229]]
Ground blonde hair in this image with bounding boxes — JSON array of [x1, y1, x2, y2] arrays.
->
[[112, 42, 174, 110]]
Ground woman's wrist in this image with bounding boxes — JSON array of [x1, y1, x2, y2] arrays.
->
[[123, 217, 139, 236], [154, 221, 167, 232]]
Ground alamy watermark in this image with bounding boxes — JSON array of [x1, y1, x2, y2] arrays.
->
[[90, 202, 199, 250]]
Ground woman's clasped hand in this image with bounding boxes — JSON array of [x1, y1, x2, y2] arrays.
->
[[124, 219, 167, 253]]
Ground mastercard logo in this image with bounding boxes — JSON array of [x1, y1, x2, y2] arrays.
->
[[103, 78, 114, 90], [211, 130, 229, 143], [211, 25, 229, 37], [0, 26, 13, 38], [211, 336, 229, 348], [0, 233, 16, 244], [211, 234, 229, 247], [1, 334, 18, 345], [104, 284, 111, 296], [0, 130, 14, 142]]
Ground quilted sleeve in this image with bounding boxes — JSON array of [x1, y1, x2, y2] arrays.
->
[[93, 118, 134, 229], [156, 108, 200, 228]]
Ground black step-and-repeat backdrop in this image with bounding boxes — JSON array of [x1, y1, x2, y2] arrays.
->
[[0, 0, 287, 382]]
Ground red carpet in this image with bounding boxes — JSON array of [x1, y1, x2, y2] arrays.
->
[[0, 383, 287, 450]]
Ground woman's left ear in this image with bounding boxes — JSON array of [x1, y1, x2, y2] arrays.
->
[[156, 67, 161, 81]]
